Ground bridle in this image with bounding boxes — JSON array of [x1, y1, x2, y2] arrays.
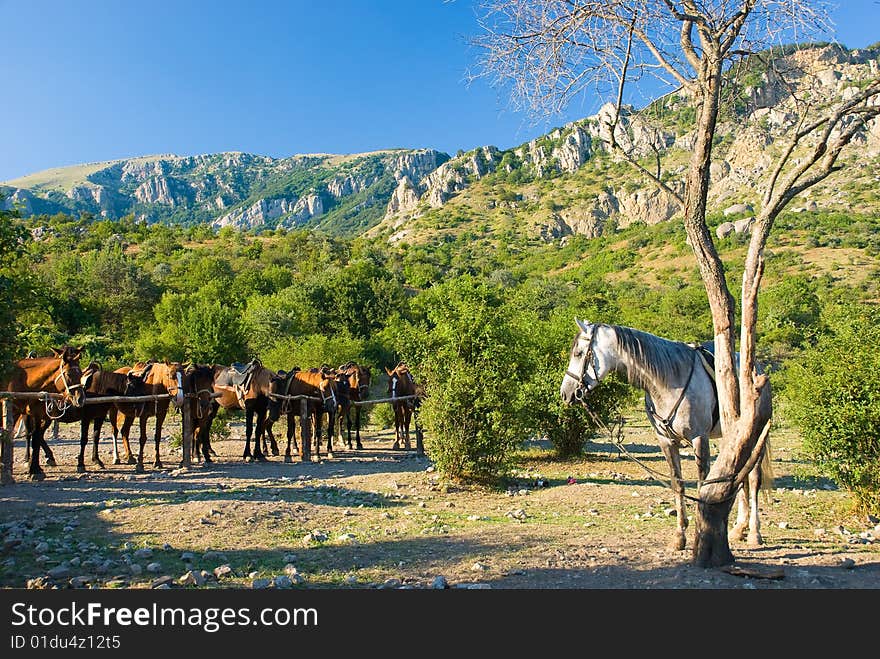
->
[[564, 326, 600, 401], [48, 358, 86, 417]]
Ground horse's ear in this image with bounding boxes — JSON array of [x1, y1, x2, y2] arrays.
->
[[51, 347, 63, 357], [385, 366, 393, 376], [575, 318, 592, 334]]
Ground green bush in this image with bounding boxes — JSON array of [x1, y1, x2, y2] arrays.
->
[[396, 277, 534, 484], [781, 303, 880, 514]]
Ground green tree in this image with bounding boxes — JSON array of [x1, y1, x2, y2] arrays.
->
[[781, 303, 880, 514], [0, 196, 30, 376]]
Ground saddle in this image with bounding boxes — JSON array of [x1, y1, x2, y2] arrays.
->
[[690, 341, 719, 429], [216, 358, 262, 408]]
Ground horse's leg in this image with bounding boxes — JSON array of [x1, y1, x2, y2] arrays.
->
[[243, 408, 253, 461], [391, 405, 401, 450], [121, 414, 137, 464], [135, 415, 148, 473], [284, 412, 294, 463], [325, 411, 334, 457], [313, 409, 322, 461], [40, 420, 56, 467], [267, 420, 279, 456], [253, 407, 267, 462], [354, 406, 363, 450], [658, 436, 688, 551], [344, 408, 353, 449], [91, 414, 106, 467], [692, 435, 710, 487], [77, 418, 88, 473], [731, 484, 750, 542], [746, 464, 763, 547], [152, 409, 166, 469], [28, 418, 46, 480]]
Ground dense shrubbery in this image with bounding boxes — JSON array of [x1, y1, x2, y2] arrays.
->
[[780, 303, 880, 514]]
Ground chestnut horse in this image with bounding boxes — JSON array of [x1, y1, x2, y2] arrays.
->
[[213, 359, 276, 462], [1, 347, 86, 480], [336, 362, 372, 450], [267, 367, 338, 461], [110, 360, 184, 472], [385, 362, 417, 450]]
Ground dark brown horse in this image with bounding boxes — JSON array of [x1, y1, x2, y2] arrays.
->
[[1, 347, 86, 480], [213, 358, 276, 462], [385, 362, 417, 450], [110, 360, 184, 472], [268, 367, 338, 461], [336, 362, 372, 450], [185, 364, 221, 464]]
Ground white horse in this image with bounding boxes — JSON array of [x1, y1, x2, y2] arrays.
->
[[560, 318, 773, 551]]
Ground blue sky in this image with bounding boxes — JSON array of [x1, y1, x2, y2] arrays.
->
[[1, 0, 878, 182]]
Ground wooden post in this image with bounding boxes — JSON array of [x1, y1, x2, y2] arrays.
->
[[180, 398, 192, 468], [2, 400, 15, 486], [299, 398, 311, 462]]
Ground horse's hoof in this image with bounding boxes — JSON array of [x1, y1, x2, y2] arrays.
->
[[204, 457, 213, 464], [46, 458, 57, 468], [271, 448, 279, 457], [126, 456, 137, 465], [391, 442, 400, 450], [747, 533, 763, 548], [255, 454, 268, 463], [28, 470, 45, 482], [135, 464, 145, 474], [76, 464, 86, 474], [154, 461, 163, 469], [668, 535, 687, 552], [356, 443, 363, 450], [284, 455, 292, 464], [113, 458, 122, 466]]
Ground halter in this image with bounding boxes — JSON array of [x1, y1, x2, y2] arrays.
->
[[52, 358, 85, 412], [564, 325, 600, 401]]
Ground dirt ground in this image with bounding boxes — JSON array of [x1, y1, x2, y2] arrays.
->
[[1, 414, 879, 590]]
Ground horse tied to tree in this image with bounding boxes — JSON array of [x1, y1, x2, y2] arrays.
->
[[560, 319, 773, 551], [385, 362, 419, 451], [267, 366, 339, 462]]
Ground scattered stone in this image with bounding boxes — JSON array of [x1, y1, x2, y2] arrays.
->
[[35, 554, 51, 564], [426, 466, 435, 473], [47, 565, 71, 579], [664, 508, 676, 517], [303, 531, 328, 543], [589, 509, 600, 516], [248, 571, 259, 579], [431, 575, 449, 589], [146, 562, 162, 573], [471, 562, 489, 571], [283, 564, 298, 576], [840, 558, 856, 570], [162, 543, 172, 551], [133, 548, 153, 559], [214, 565, 233, 579], [380, 512, 394, 520], [337, 533, 356, 543], [379, 578, 401, 589], [104, 579, 128, 588], [506, 509, 527, 521], [180, 551, 196, 562], [343, 509, 355, 516], [273, 575, 293, 589], [151, 576, 174, 589], [129, 563, 143, 576], [178, 570, 206, 587], [282, 553, 297, 563], [778, 522, 789, 529], [467, 583, 492, 589], [34, 541, 49, 553], [69, 576, 91, 588], [252, 578, 271, 589], [344, 575, 358, 585]]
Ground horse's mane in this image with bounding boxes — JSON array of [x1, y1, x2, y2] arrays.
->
[[609, 325, 696, 390]]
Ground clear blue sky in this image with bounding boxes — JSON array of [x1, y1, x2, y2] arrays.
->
[[1, 0, 878, 182]]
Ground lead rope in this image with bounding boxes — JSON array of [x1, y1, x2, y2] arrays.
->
[[577, 398, 737, 505]]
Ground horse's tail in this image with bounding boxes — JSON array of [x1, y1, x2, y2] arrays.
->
[[760, 434, 775, 504]]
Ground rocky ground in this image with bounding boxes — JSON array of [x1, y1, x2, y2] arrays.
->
[[1, 417, 878, 590]]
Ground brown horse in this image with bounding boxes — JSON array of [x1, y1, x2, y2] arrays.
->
[[1, 347, 86, 480], [185, 364, 220, 464], [268, 367, 338, 461], [110, 360, 184, 472], [385, 362, 417, 450], [20, 363, 147, 473], [212, 358, 276, 462], [336, 362, 372, 450]]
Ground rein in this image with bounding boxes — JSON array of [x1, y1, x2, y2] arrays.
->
[[575, 396, 736, 506]]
